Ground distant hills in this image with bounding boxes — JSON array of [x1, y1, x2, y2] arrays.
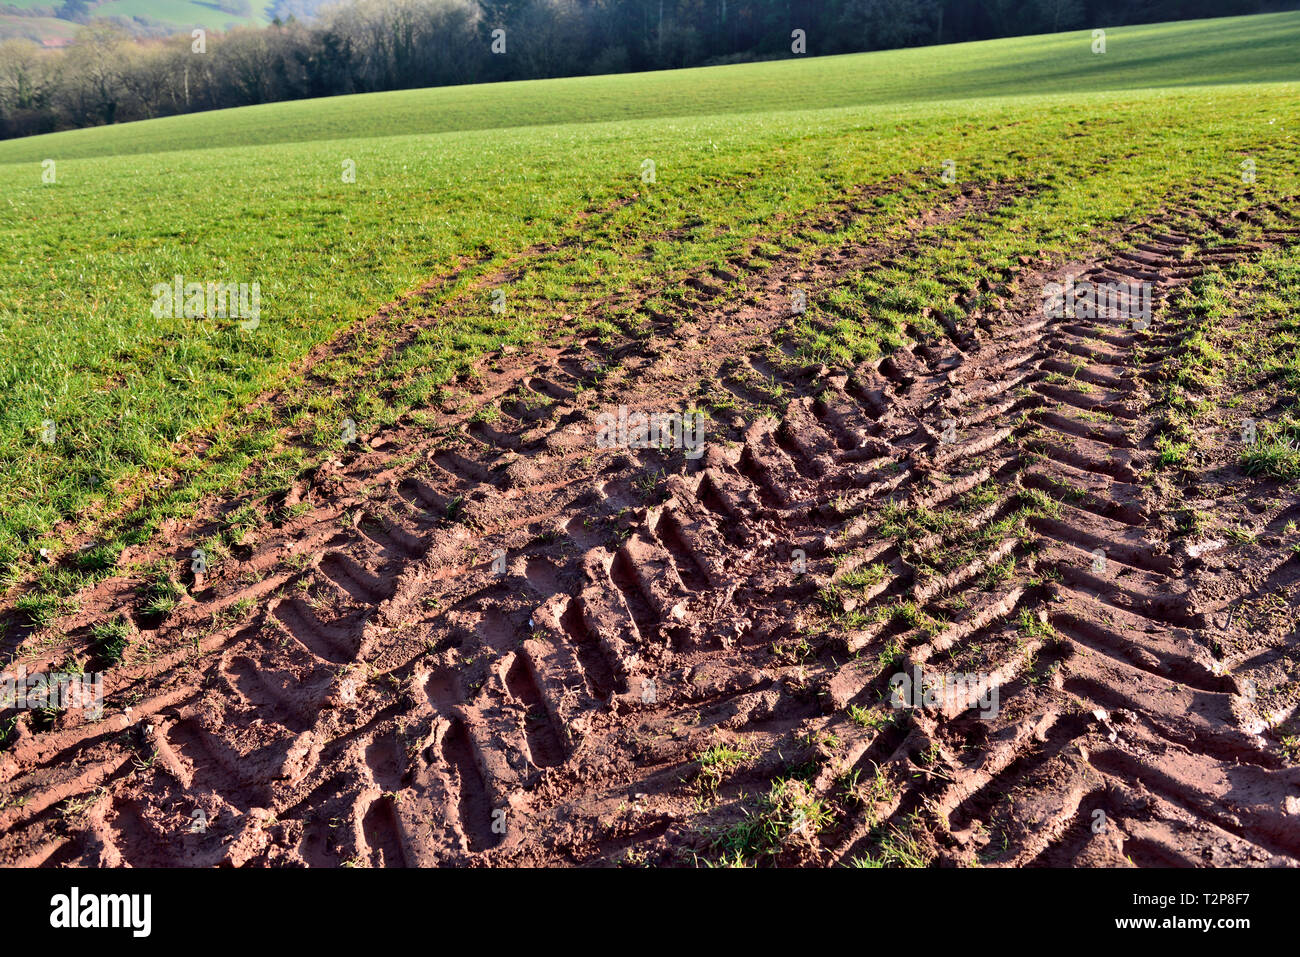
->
[[0, 0, 344, 46]]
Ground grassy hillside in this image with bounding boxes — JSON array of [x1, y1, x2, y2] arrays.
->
[[1, 11, 1297, 162], [0, 12, 1296, 601]]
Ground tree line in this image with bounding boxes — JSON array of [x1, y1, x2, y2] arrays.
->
[[0, 0, 1290, 141]]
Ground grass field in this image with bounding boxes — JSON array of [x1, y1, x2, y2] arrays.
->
[[0, 11, 1299, 869], [0, 12, 1295, 595]]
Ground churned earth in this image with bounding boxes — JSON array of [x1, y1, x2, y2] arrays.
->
[[2, 169, 1298, 867]]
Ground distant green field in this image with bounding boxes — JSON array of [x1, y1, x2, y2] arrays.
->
[[92, 0, 267, 29], [0, 0, 268, 44], [0, 12, 1297, 600], [0, 12, 78, 41], [0, 0, 67, 11]]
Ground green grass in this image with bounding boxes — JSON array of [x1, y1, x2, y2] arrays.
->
[[88, 615, 131, 666], [849, 821, 935, 868], [709, 777, 833, 866], [0, 12, 1297, 604], [1242, 427, 1300, 480], [136, 563, 186, 620], [1150, 248, 1300, 482], [696, 743, 753, 790]]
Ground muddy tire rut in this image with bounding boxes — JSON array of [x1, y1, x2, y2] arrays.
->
[[2, 189, 1299, 868]]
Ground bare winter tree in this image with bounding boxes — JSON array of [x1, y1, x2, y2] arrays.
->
[[60, 22, 131, 125]]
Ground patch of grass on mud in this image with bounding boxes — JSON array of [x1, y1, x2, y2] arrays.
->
[[705, 777, 834, 867], [849, 821, 937, 868], [695, 743, 754, 791], [88, 616, 132, 668], [1242, 418, 1300, 481], [1154, 247, 1300, 484], [136, 564, 187, 624]]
